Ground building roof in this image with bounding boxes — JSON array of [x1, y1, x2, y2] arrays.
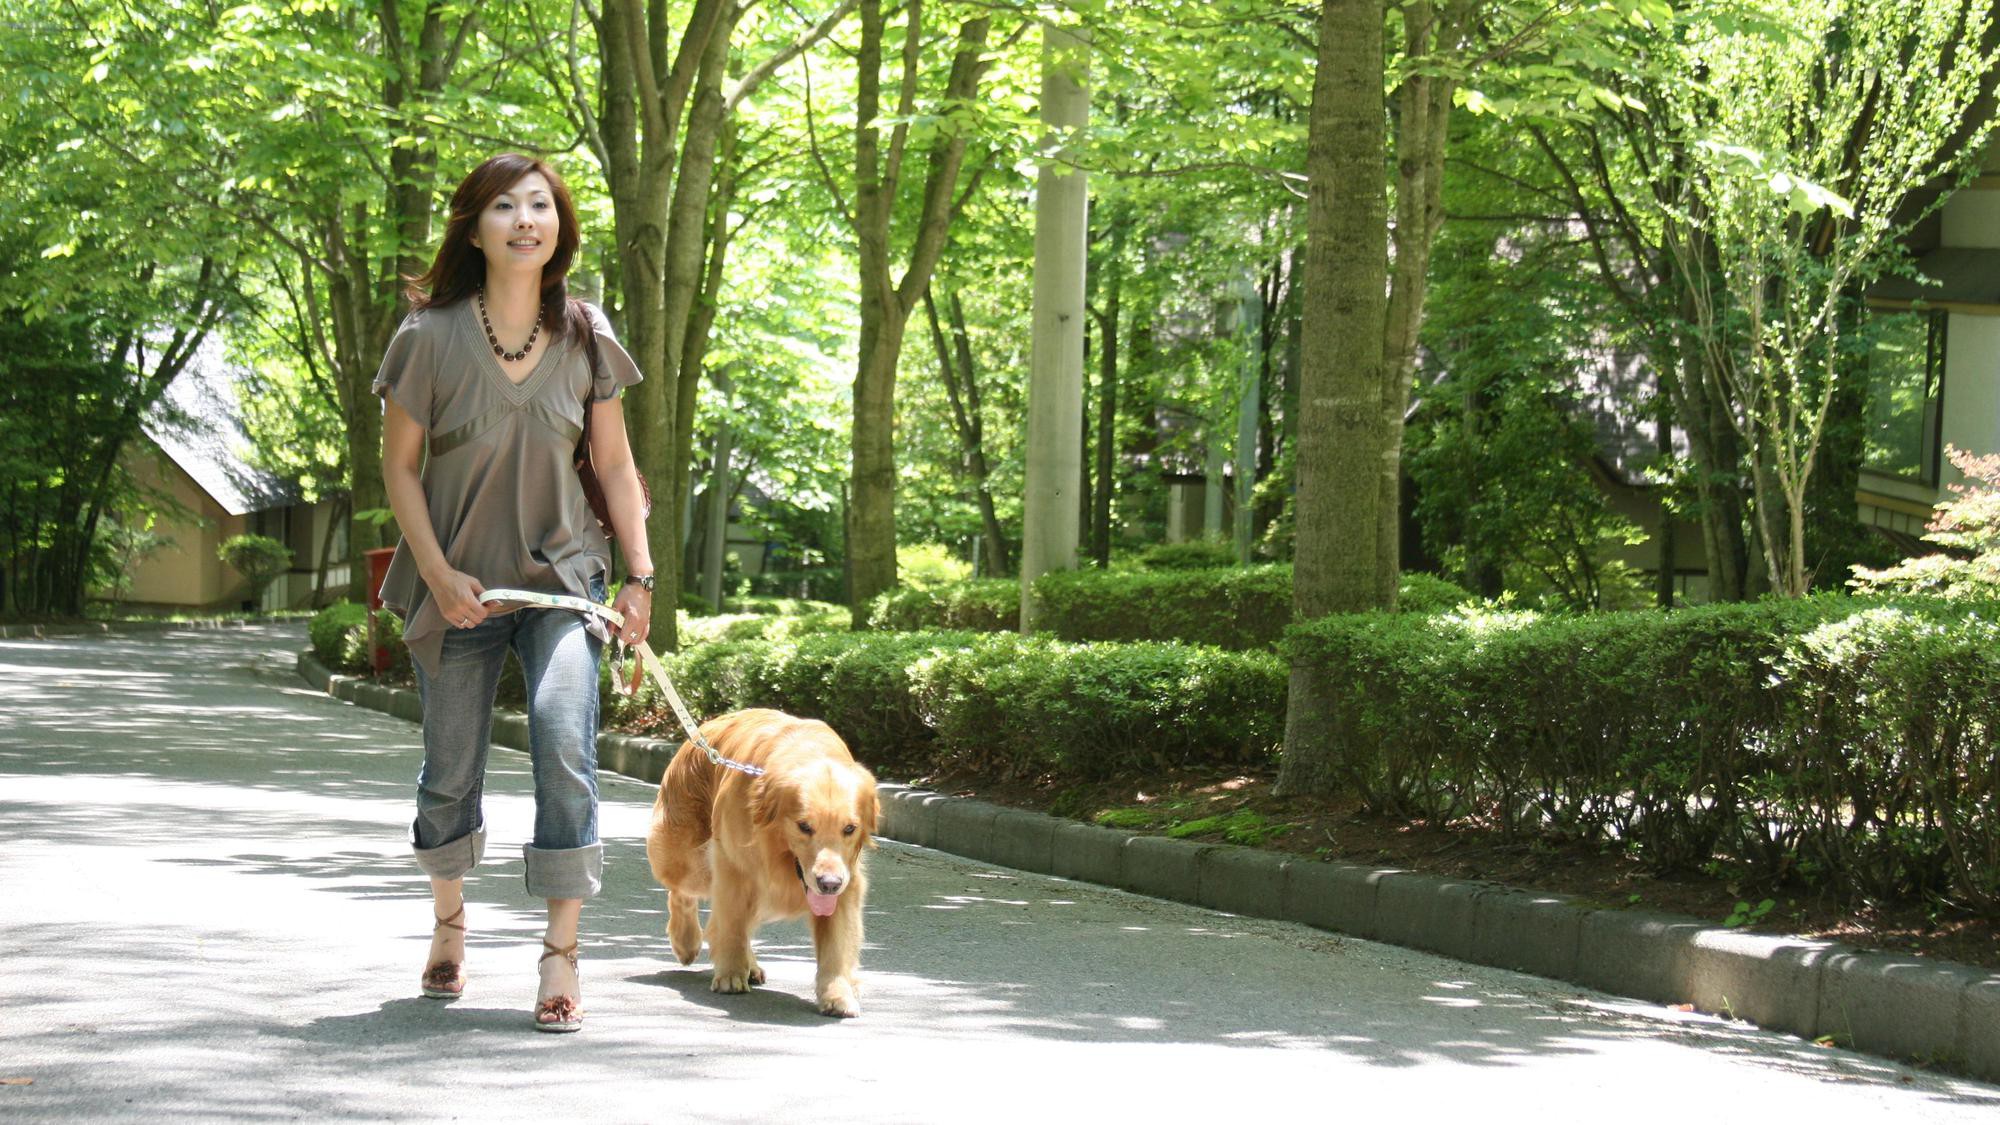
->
[[143, 336, 300, 516]]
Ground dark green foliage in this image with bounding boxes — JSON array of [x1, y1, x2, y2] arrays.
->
[[1283, 596, 2000, 916], [653, 631, 968, 766], [870, 568, 1476, 647], [726, 595, 844, 617], [1134, 539, 1238, 570], [1390, 571, 1477, 614], [1035, 565, 1292, 648], [866, 579, 1019, 632], [910, 635, 1286, 779], [628, 629, 1285, 782], [309, 602, 368, 667], [307, 601, 404, 674]]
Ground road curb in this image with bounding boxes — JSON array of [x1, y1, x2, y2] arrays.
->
[[0, 617, 261, 640], [298, 650, 2000, 1082]]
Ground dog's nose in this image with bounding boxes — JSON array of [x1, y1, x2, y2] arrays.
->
[[814, 873, 845, 895]]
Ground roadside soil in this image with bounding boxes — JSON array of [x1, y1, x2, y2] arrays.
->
[[898, 762, 2000, 974]]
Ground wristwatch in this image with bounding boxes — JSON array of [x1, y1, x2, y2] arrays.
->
[[627, 573, 656, 592]]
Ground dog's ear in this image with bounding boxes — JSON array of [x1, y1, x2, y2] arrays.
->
[[749, 774, 784, 827], [853, 765, 880, 845]]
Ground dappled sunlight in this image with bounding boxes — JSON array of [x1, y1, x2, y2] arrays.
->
[[4, 624, 1998, 1118]]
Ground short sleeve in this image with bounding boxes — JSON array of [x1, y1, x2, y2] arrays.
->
[[371, 311, 435, 426], [583, 303, 644, 402]]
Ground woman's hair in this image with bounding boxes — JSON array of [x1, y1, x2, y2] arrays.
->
[[408, 153, 591, 344]]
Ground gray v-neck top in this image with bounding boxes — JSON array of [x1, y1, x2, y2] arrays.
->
[[371, 299, 642, 677]]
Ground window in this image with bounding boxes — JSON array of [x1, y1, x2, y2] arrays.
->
[[1864, 309, 1945, 486]]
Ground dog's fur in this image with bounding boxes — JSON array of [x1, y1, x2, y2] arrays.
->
[[645, 708, 878, 1017]]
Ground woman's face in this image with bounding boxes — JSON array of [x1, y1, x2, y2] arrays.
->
[[470, 171, 559, 279]]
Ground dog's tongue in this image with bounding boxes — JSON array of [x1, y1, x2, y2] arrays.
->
[[806, 889, 839, 917]]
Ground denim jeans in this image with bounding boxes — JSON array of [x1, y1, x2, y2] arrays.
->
[[410, 583, 605, 899]]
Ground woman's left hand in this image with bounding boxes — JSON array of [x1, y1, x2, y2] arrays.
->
[[612, 582, 651, 646]]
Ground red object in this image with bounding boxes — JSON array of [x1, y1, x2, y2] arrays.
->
[[365, 547, 397, 609], [364, 547, 398, 673]]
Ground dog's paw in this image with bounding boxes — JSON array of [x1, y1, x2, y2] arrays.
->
[[748, 962, 767, 986], [710, 969, 754, 994], [817, 980, 860, 1018], [667, 922, 701, 966]]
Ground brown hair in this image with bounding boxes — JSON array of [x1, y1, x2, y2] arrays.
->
[[408, 153, 590, 344]]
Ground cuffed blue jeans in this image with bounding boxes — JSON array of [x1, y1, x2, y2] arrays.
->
[[410, 592, 604, 900]]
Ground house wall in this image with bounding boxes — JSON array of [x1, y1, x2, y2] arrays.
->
[[1857, 151, 2000, 536], [1940, 310, 2000, 474], [119, 445, 248, 608]]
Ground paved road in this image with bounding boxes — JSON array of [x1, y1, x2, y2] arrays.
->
[[3, 624, 1997, 1123]]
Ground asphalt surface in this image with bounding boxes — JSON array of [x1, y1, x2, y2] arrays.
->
[[3, 623, 1998, 1123]]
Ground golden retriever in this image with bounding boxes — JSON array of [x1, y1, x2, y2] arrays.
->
[[645, 708, 878, 1017]]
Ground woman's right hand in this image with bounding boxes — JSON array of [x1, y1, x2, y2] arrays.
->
[[426, 567, 488, 629]]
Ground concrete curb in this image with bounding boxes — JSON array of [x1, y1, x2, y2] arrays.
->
[[1, 617, 261, 640], [299, 651, 2000, 1082]]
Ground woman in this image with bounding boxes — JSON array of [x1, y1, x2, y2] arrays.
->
[[372, 153, 653, 1032]]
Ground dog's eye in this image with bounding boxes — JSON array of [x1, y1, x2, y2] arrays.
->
[[842, 824, 857, 836], [796, 820, 814, 836]]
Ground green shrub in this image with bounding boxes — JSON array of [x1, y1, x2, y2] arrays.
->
[[219, 533, 292, 603], [873, 568, 1479, 649], [897, 543, 973, 589], [1395, 571, 1478, 614], [866, 579, 1018, 632], [1135, 539, 1237, 570], [307, 602, 407, 674], [680, 610, 849, 647], [910, 636, 1285, 779], [1034, 565, 1292, 648], [309, 603, 369, 667], [1282, 595, 2000, 917], [621, 629, 1283, 782], [724, 595, 843, 616]]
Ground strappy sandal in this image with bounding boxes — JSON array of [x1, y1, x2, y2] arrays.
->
[[534, 940, 583, 1033], [420, 905, 466, 999]]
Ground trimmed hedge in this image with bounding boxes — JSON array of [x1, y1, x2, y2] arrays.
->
[[1036, 565, 1292, 648], [1283, 596, 2000, 915], [624, 629, 1286, 780], [867, 578, 1019, 632], [869, 567, 1477, 649]]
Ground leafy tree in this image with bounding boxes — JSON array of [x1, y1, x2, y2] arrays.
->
[[1679, 0, 2000, 594]]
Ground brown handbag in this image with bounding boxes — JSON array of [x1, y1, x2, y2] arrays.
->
[[574, 312, 651, 539]]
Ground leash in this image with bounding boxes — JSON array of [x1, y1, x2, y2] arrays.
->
[[479, 588, 765, 778], [620, 639, 767, 779]]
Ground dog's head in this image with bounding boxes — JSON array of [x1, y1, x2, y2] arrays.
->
[[750, 738, 878, 918]]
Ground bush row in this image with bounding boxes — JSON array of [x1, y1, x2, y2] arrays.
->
[[616, 629, 1286, 781], [867, 566, 1477, 648], [1283, 596, 2000, 915], [313, 601, 1278, 784]]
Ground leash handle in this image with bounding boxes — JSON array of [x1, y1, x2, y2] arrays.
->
[[628, 641, 766, 778]]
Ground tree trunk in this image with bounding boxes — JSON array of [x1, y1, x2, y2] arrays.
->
[[846, 2, 995, 625], [596, 0, 730, 647], [1277, 0, 1389, 798], [925, 286, 1011, 577], [1019, 18, 1089, 633], [701, 368, 733, 610], [667, 0, 742, 581], [1090, 220, 1122, 568], [1377, 0, 1474, 602]]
